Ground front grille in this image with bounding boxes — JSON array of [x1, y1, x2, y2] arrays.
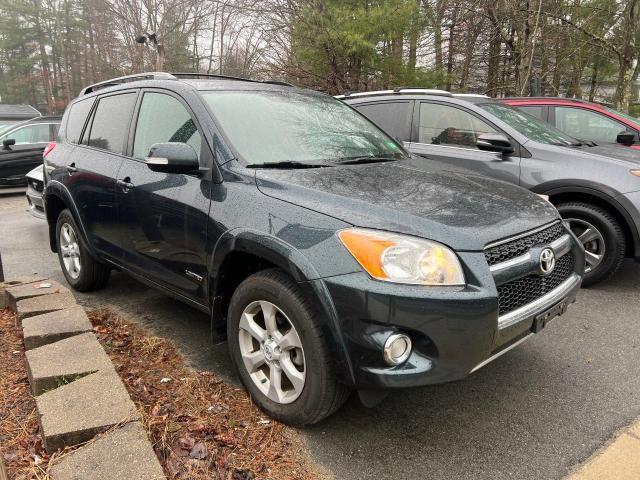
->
[[496, 253, 575, 316], [484, 222, 565, 266]]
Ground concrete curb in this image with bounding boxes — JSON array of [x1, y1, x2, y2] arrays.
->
[[1, 277, 166, 479], [566, 418, 640, 480]]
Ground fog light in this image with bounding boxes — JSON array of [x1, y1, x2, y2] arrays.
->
[[383, 333, 412, 365]]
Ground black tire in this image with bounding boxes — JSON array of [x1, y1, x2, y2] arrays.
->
[[227, 268, 350, 426], [556, 202, 625, 287], [55, 209, 110, 292]]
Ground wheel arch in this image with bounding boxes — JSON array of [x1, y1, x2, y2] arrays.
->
[[208, 229, 356, 385], [534, 181, 639, 258]]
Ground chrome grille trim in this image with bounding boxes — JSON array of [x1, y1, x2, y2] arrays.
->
[[484, 220, 561, 250], [497, 273, 581, 330]]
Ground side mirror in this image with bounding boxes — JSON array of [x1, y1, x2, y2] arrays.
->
[[477, 133, 514, 155], [617, 132, 636, 146], [145, 142, 199, 174], [2, 138, 15, 150]]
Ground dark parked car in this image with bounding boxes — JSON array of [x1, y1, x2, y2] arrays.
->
[[0, 116, 61, 187], [44, 73, 584, 424], [503, 97, 640, 150], [342, 89, 640, 286]]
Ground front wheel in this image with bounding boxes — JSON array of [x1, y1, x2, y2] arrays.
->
[[56, 209, 110, 291], [227, 269, 350, 425], [556, 202, 625, 287]]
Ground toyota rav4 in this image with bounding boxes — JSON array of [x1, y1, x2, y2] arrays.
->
[[43, 73, 584, 425]]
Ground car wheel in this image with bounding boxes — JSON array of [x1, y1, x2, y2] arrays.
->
[[227, 268, 350, 425], [556, 202, 625, 287], [56, 209, 110, 291]]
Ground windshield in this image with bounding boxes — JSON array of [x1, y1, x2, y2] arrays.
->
[[604, 106, 640, 124], [201, 90, 406, 166], [480, 103, 579, 146]]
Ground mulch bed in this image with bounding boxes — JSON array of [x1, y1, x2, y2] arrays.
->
[[0, 306, 319, 479], [0, 308, 50, 479], [88, 308, 318, 480]]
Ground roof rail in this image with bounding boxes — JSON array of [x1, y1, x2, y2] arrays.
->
[[453, 93, 490, 98], [335, 88, 452, 99], [502, 96, 591, 103], [170, 72, 294, 87], [80, 72, 175, 96]]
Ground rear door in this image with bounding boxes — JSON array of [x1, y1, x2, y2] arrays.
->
[[0, 122, 51, 185], [115, 89, 212, 303], [352, 100, 413, 145], [66, 91, 138, 259], [409, 101, 521, 185]]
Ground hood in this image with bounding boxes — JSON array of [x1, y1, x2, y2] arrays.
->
[[572, 143, 640, 164], [255, 161, 559, 251]]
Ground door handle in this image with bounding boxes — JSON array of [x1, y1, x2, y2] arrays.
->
[[66, 163, 77, 175], [117, 177, 134, 192]]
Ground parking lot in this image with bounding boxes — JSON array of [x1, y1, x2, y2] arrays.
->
[[2, 190, 640, 479]]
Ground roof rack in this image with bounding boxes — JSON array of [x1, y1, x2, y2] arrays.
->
[[335, 88, 452, 99], [80, 72, 175, 95], [502, 96, 591, 103], [170, 72, 294, 87], [79, 71, 295, 96], [453, 93, 490, 98]]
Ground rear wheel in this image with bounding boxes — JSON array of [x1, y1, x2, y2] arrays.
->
[[227, 269, 350, 425], [556, 202, 625, 287], [56, 209, 110, 291]]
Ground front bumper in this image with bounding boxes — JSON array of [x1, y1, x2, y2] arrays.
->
[[319, 225, 584, 390], [26, 183, 45, 219]]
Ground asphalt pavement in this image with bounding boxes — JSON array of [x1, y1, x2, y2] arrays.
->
[[1, 191, 639, 480]]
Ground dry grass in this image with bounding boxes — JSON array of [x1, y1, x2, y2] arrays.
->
[[88, 308, 318, 480], [0, 308, 49, 480]]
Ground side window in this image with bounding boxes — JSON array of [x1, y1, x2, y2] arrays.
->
[[555, 107, 629, 143], [355, 102, 411, 141], [133, 92, 202, 161], [419, 102, 497, 148], [65, 98, 94, 144], [518, 105, 545, 121], [3, 124, 50, 144], [87, 93, 137, 154]]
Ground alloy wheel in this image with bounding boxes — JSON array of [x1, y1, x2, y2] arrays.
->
[[564, 218, 605, 273], [238, 300, 306, 404], [59, 222, 81, 279]]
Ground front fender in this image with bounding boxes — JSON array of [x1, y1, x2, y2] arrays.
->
[[209, 228, 357, 385]]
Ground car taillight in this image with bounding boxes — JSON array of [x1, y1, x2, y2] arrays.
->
[[43, 142, 56, 158]]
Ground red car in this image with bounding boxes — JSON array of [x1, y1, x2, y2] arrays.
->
[[503, 97, 640, 150]]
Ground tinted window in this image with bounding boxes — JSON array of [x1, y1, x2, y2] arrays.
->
[[87, 93, 137, 154], [518, 105, 544, 120], [556, 107, 630, 143], [1, 123, 50, 144], [356, 102, 411, 141], [202, 91, 405, 166], [133, 92, 202, 161], [65, 98, 94, 144], [419, 102, 497, 148]]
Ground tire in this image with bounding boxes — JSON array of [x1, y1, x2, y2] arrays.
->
[[556, 202, 625, 287], [227, 268, 350, 425], [55, 209, 110, 292]]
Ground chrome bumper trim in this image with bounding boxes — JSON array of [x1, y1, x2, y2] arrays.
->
[[470, 334, 534, 374], [498, 273, 581, 330], [489, 233, 572, 286]]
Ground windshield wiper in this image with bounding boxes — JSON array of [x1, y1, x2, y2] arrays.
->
[[247, 161, 330, 169], [333, 156, 400, 165]]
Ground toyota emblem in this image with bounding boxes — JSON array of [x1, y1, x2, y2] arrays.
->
[[539, 248, 556, 275]]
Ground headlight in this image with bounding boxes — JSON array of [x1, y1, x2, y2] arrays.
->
[[631, 169, 640, 177], [338, 228, 465, 285]]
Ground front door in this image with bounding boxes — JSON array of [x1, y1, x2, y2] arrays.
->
[[409, 101, 521, 185], [115, 90, 211, 303]]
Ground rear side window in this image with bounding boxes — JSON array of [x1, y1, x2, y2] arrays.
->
[[65, 98, 94, 144], [87, 93, 137, 154], [355, 102, 412, 141], [132, 92, 202, 161]]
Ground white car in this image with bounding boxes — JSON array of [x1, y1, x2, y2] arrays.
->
[[25, 164, 45, 219]]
